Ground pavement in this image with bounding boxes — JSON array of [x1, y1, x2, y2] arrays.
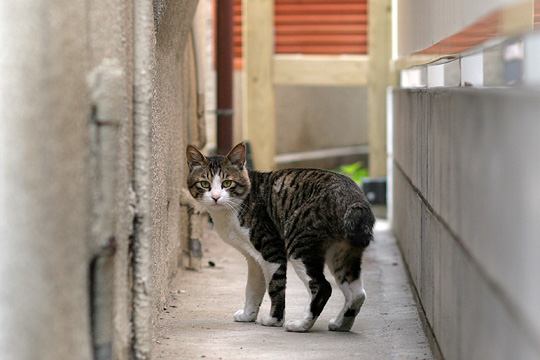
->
[[153, 220, 434, 360]]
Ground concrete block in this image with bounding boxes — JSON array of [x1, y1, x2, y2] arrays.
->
[[392, 91, 404, 170], [455, 90, 540, 342], [443, 58, 461, 87], [393, 88, 540, 358], [392, 167, 422, 287], [408, 92, 423, 189], [432, 227, 460, 360], [393, 91, 408, 178], [417, 92, 429, 195], [419, 207, 441, 326], [459, 255, 540, 360], [412, 204, 540, 360], [393, 90, 422, 190]]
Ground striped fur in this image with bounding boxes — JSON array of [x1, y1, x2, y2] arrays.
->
[[186, 143, 375, 332]]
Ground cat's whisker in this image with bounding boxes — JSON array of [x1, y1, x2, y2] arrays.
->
[[223, 198, 243, 211], [229, 199, 247, 212], [222, 201, 240, 215], [227, 201, 243, 212]]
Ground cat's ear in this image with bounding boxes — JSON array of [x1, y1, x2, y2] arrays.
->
[[226, 142, 246, 169], [186, 145, 207, 170]]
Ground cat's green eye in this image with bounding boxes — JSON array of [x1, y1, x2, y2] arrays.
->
[[198, 181, 211, 189], [222, 179, 233, 188]]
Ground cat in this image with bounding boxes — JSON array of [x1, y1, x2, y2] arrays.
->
[[186, 142, 375, 332]]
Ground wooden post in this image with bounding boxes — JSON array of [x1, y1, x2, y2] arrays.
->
[[243, 0, 275, 170], [368, 0, 392, 177], [501, 0, 534, 35]]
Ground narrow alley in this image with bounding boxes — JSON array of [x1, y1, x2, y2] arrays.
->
[[153, 221, 433, 360], [3, 0, 540, 359]]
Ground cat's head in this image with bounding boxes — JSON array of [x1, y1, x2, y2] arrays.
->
[[186, 142, 251, 210]]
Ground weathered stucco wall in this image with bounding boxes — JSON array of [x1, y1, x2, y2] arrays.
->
[[88, 0, 135, 357], [150, 0, 199, 321], [0, 1, 92, 359], [392, 88, 540, 359], [0, 0, 204, 359]]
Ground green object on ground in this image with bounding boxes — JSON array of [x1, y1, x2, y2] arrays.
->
[[336, 162, 369, 184]]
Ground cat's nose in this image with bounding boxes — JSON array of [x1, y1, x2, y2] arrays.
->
[[211, 194, 221, 202]]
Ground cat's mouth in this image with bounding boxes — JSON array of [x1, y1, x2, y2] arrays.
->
[[204, 200, 236, 211], [205, 201, 225, 209]]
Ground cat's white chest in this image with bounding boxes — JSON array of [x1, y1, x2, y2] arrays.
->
[[208, 208, 281, 283], [209, 210, 254, 256]]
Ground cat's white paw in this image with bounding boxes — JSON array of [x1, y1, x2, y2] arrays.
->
[[258, 315, 283, 327], [233, 309, 257, 322], [328, 318, 339, 328], [284, 319, 314, 332], [328, 317, 354, 332]]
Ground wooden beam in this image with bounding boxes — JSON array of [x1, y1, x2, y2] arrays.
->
[[273, 55, 369, 86], [368, 0, 392, 177], [244, 0, 275, 170]]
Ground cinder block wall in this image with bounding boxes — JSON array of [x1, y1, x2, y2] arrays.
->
[[392, 88, 540, 359]]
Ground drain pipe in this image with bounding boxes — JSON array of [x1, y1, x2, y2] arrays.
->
[[192, 1, 208, 148], [216, 0, 234, 154], [132, 0, 155, 359]]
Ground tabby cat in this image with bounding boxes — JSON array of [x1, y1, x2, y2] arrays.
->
[[186, 143, 375, 332]]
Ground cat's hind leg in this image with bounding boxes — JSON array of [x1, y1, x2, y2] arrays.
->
[[258, 261, 287, 327], [327, 243, 366, 332], [286, 255, 332, 332], [248, 219, 287, 327]]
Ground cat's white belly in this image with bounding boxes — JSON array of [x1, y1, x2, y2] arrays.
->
[[209, 209, 279, 282]]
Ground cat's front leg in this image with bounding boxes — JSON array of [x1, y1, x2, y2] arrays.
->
[[234, 256, 265, 322]]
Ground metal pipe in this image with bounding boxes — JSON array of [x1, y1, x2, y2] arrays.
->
[[132, 0, 155, 358], [216, 0, 234, 154], [87, 61, 124, 360]]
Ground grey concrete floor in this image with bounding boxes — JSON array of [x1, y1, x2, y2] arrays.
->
[[153, 221, 434, 360]]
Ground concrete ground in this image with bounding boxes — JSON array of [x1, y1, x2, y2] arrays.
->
[[153, 221, 434, 360]]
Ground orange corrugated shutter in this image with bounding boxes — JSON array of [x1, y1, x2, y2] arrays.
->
[[535, 1, 540, 28], [275, 0, 368, 55], [233, 0, 243, 67], [233, 0, 368, 68]]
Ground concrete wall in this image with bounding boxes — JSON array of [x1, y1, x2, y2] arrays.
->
[[88, 0, 135, 357], [392, 88, 540, 359], [0, 0, 205, 359], [0, 1, 92, 359], [150, 0, 199, 320], [275, 86, 368, 154], [274, 85, 369, 169], [273, 85, 368, 169]]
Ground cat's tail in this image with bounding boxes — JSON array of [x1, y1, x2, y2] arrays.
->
[[344, 202, 375, 248]]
